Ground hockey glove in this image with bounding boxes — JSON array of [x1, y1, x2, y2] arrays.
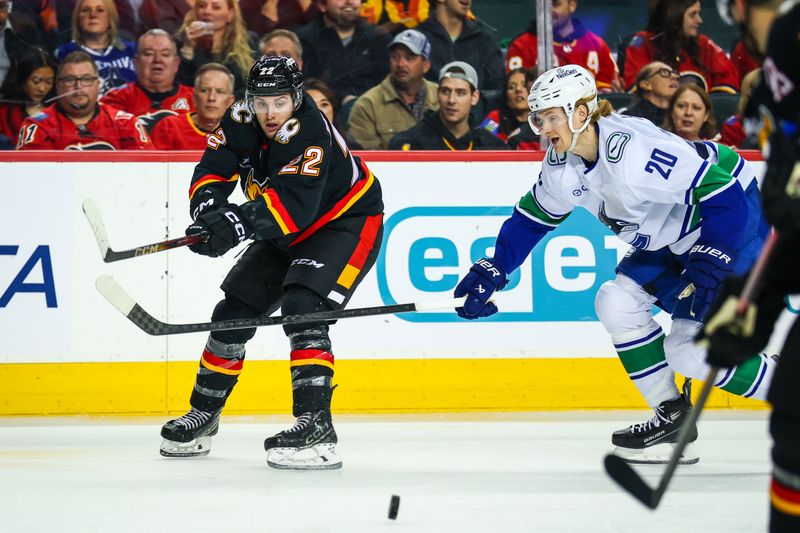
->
[[186, 204, 253, 257], [696, 275, 786, 368], [673, 243, 736, 322], [454, 258, 508, 320], [761, 130, 800, 233]]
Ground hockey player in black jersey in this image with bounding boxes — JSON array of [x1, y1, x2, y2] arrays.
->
[[702, 1, 800, 530], [159, 55, 384, 470]]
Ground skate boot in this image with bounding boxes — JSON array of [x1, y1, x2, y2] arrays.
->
[[611, 379, 699, 465], [160, 408, 221, 457], [264, 410, 342, 470]]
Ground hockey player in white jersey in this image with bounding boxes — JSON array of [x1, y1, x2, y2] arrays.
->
[[454, 64, 777, 464]]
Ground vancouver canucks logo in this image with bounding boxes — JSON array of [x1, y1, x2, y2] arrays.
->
[[546, 147, 567, 166], [598, 202, 639, 234], [605, 132, 631, 163]]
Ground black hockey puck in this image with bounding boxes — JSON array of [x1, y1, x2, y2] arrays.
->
[[388, 494, 400, 520]]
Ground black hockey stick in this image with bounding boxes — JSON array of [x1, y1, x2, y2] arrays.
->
[[604, 230, 779, 509], [82, 199, 207, 262], [96, 275, 467, 336]]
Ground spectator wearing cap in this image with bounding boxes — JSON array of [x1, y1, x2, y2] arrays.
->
[[259, 29, 304, 69], [295, 0, 391, 105], [388, 61, 507, 151], [101, 29, 195, 133], [417, 0, 504, 107], [347, 29, 439, 150], [622, 61, 679, 126]]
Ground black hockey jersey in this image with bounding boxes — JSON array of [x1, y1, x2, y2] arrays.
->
[[188, 94, 383, 248]]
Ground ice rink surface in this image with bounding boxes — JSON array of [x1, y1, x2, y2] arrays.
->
[[0, 411, 772, 533]]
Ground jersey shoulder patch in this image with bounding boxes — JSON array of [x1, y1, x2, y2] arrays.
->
[[544, 146, 567, 166], [605, 131, 632, 163], [275, 118, 301, 144]]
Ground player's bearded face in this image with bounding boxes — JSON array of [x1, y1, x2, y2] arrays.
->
[[250, 94, 294, 139], [529, 107, 571, 151]]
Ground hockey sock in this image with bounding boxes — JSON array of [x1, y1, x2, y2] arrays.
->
[[771, 467, 800, 532], [613, 324, 679, 407], [189, 336, 244, 412], [288, 325, 334, 416], [714, 352, 775, 400]]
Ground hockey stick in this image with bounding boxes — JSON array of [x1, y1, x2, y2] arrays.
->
[[82, 199, 207, 262], [96, 275, 467, 336], [604, 230, 779, 509]]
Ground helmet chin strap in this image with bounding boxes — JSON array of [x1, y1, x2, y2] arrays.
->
[[565, 112, 592, 153]]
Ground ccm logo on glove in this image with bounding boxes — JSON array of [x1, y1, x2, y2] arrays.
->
[[689, 245, 732, 264], [223, 210, 247, 243]]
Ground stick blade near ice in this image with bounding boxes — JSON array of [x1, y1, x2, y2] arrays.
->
[[95, 275, 136, 316], [604, 454, 659, 509], [82, 199, 110, 259]]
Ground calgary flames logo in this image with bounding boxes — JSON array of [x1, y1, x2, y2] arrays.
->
[[244, 168, 270, 200]]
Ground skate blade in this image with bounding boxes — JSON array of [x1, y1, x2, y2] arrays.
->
[[612, 442, 699, 465], [266, 443, 342, 470], [160, 436, 212, 457]]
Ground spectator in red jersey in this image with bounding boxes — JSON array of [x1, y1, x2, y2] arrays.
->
[[730, 37, 760, 82], [623, 0, 739, 94], [663, 83, 717, 142], [505, 0, 621, 93], [622, 61, 679, 126], [150, 63, 234, 150], [176, 0, 257, 99], [238, 0, 319, 36], [138, 0, 190, 36], [0, 48, 56, 149], [720, 67, 760, 149], [101, 29, 194, 132], [258, 29, 304, 70], [479, 67, 539, 150], [17, 50, 152, 149]]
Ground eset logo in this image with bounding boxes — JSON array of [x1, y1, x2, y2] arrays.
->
[[376, 206, 632, 322]]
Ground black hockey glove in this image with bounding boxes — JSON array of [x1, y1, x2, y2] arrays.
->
[[673, 242, 736, 322], [696, 275, 786, 368], [186, 204, 253, 257], [454, 258, 508, 319]]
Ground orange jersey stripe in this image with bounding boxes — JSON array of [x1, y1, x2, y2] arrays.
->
[[189, 173, 237, 200], [290, 167, 376, 246], [290, 359, 335, 371], [261, 188, 300, 235], [336, 214, 383, 289], [772, 478, 800, 516]]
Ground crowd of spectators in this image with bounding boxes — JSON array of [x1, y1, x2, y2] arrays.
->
[[0, 0, 765, 151]]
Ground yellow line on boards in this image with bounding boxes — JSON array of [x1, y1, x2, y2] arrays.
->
[[0, 359, 767, 416]]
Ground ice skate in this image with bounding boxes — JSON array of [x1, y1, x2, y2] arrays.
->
[[264, 410, 342, 470], [160, 408, 221, 457], [611, 380, 699, 465]]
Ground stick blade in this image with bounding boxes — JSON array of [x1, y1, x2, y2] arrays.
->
[[95, 275, 136, 316], [604, 454, 659, 509], [82, 199, 111, 260]]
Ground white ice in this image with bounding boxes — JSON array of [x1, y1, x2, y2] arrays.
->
[[0, 412, 772, 532]]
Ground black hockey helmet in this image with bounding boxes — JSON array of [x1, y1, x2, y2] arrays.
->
[[246, 55, 304, 111]]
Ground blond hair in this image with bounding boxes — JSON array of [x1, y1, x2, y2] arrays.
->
[[179, 0, 254, 78], [72, 0, 123, 50]]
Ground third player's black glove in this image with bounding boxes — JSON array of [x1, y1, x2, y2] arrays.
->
[[696, 275, 786, 368], [186, 204, 253, 257]]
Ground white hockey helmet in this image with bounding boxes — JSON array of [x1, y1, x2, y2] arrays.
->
[[527, 64, 598, 152]]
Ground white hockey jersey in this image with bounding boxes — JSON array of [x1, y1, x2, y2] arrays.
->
[[518, 113, 744, 254]]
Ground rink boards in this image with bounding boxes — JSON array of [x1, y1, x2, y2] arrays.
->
[[0, 151, 777, 415]]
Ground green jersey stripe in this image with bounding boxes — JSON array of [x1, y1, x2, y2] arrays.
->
[[518, 191, 569, 227], [692, 163, 735, 204]]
